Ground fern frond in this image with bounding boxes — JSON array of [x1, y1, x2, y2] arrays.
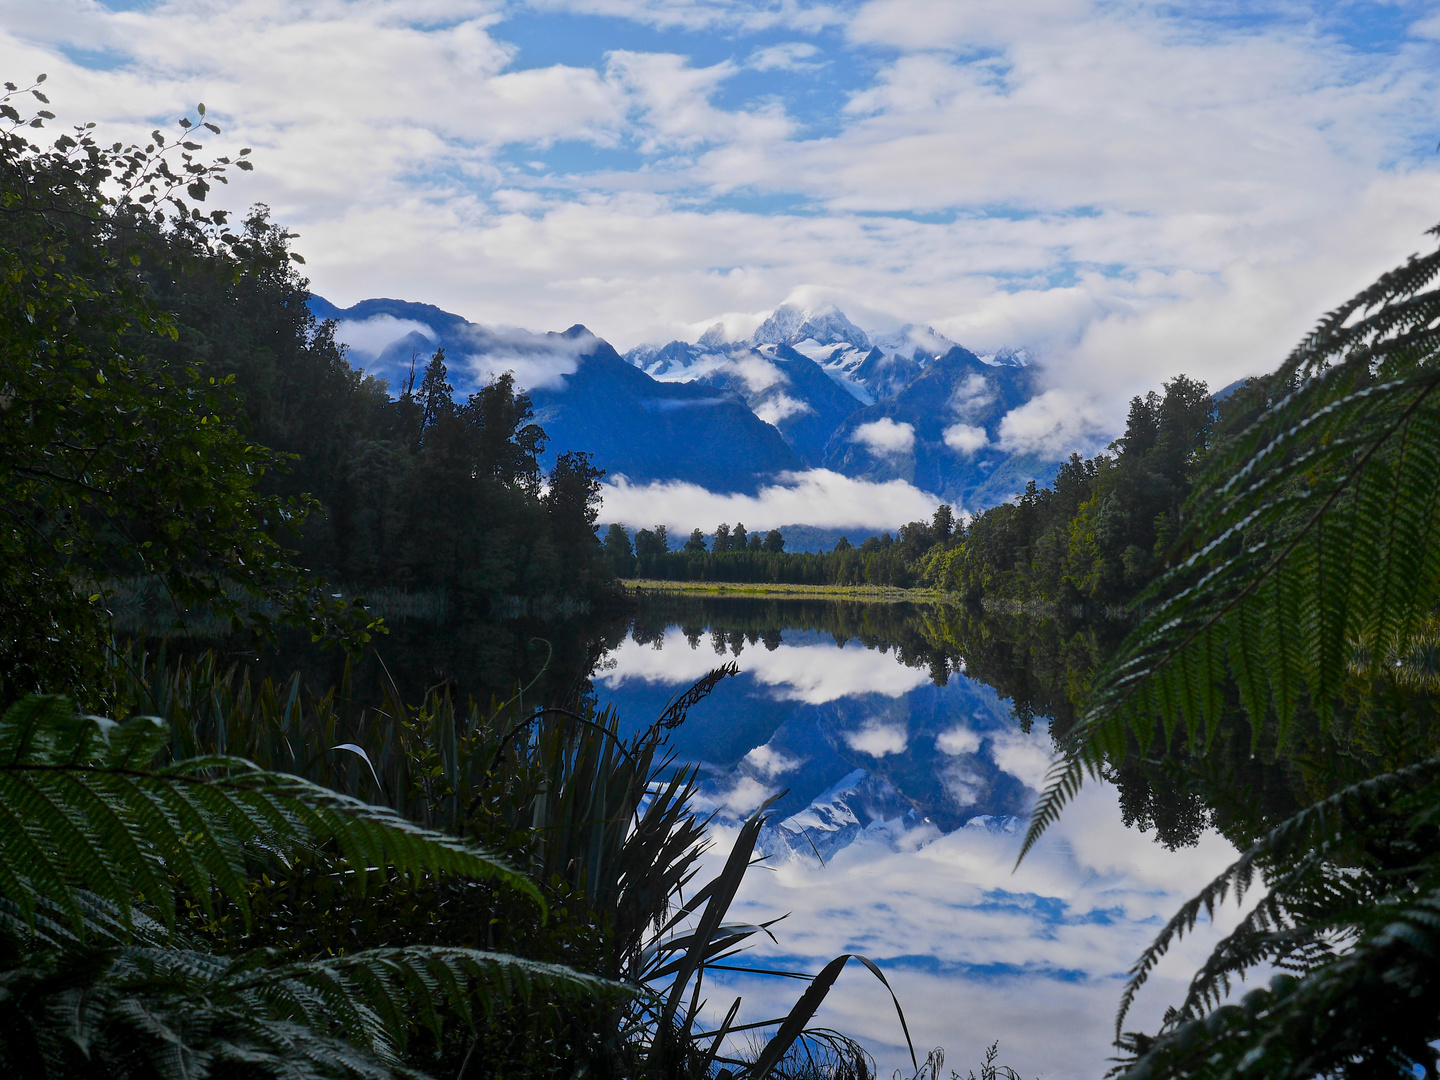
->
[[1112, 753, 1440, 1037], [1022, 226, 1440, 853], [0, 696, 540, 933]]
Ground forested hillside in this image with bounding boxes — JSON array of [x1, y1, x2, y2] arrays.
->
[[614, 372, 1241, 605], [137, 211, 611, 605]]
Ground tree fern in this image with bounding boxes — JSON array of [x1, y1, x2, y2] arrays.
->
[[1107, 756, 1440, 1078], [0, 693, 616, 1079], [1, 932, 611, 1080], [0, 694, 540, 932], [1021, 224, 1440, 862]]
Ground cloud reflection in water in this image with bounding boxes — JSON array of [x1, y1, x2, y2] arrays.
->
[[593, 618, 1245, 1079]]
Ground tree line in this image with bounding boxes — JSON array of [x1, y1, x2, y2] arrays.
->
[[598, 371, 1229, 607]]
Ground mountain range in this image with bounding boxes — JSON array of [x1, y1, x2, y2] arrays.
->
[[310, 295, 1065, 513]]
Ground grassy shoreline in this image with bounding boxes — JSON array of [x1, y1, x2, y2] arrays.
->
[[618, 578, 951, 602]]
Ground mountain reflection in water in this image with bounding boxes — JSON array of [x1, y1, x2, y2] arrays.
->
[[593, 595, 1242, 1080]]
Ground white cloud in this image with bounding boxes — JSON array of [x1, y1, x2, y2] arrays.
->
[[700, 779, 1246, 1078], [850, 418, 916, 457], [605, 50, 793, 152], [718, 774, 776, 814], [948, 372, 995, 417], [460, 348, 580, 390], [598, 469, 942, 533], [598, 627, 932, 705], [9, 0, 1439, 450], [942, 422, 989, 455], [996, 388, 1107, 457], [520, 0, 845, 34], [988, 729, 1056, 791], [935, 725, 981, 756], [595, 617, 1254, 1079], [743, 744, 804, 777], [941, 756, 986, 804], [747, 41, 824, 72], [753, 392, 814, 425], [332, 315, 436, 359], [843, 720, 908, 757]]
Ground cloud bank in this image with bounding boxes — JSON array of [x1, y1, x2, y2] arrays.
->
[[599, 469, 943, 533]]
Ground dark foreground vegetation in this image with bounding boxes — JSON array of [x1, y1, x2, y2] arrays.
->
[[0, 81, 936, 1079], [8, 71, 1440, 1080]]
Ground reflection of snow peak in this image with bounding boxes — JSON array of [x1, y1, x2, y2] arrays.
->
[[963, 814, 1023, 834], [760, 769, 929, 862], [598, 627, 931, 704]]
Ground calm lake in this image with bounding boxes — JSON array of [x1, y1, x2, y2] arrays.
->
[[592, 594, 1242, 1080]]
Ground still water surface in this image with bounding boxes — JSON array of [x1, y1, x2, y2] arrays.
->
[[592, 597, 1241, 1080]]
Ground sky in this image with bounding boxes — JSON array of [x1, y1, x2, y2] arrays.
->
[[7, 0, 1440, 453]]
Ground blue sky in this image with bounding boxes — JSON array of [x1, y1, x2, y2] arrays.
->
[[7, 0, 1440, 442]]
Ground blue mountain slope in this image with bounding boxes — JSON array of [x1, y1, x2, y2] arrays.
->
[[528, 331, 802, 492], [625, 338, 863, 467], [761, 344, 874, 465], [311, 297, 800, 493], [824, 347, 1059, 509]]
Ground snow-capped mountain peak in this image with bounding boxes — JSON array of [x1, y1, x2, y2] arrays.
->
[[978, 346, 1031, 368], [751, 303, 870, 351], [870, 323, 959, 361], [697, 322, 730, 349], [759, 768, 930, 863]]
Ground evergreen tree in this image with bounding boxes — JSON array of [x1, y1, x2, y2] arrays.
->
[[603, 522, 635, 577], [684, 529, 707, 553], [416, 348, 455, 433], [634, 526, 668, 558], [932, 504, 955, 542], [544, 451, 605, 564]]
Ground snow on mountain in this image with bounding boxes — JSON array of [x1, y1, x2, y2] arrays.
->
[[624, 307, 978, 437], [758, 768, 931, 863], [979, 346, 1032, 368], [752, 303, 869, 351], [320, 292, 1067, 512], [624, 337, 862, 465], [615, 303, 1061, 499], [870, 324, 960, 361], [314, 296, 802, 492]]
